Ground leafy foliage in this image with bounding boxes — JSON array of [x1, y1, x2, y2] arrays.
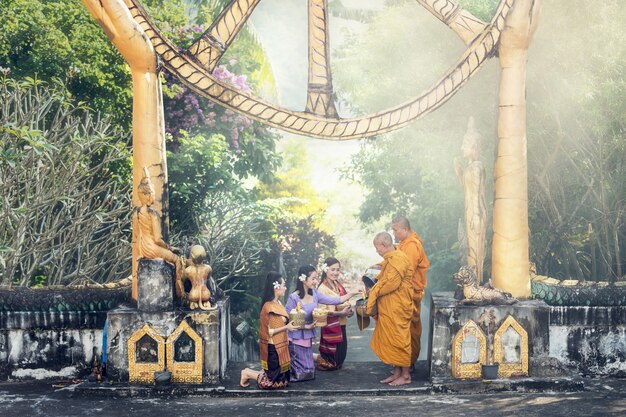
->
[[0, 0, 133, 130], [0, 77, 131, 286], [334, 0, 626, 285]]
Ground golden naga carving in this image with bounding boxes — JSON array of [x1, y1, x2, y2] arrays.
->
[[123, 0, 514, 139], [453, 265, 516, 305], [179, 245, 214, 311]]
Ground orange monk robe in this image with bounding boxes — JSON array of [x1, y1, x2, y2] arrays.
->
[[366, 249, 414, 367], [398, 231, 430, 365]]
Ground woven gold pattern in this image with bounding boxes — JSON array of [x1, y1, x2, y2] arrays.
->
[[127, 323, 166, 384], [125, 0, 512, 139], [166, 320, 204, 384]]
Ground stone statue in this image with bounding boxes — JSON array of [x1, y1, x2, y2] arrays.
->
[[179, 245, 214, 310], [454, 117, 488, 284], [132, 167, 183, 279], [453, 265, 516, 305]]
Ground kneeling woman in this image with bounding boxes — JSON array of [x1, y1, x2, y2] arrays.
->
[[240, 272, 297, 389], [286, 265, 357, 382]]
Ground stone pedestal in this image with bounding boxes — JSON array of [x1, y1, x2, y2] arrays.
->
[[106, 258, 230, 383], [137, 259, 175, 312], [428, 292, 549, 379], [106, 298, 230, 383]]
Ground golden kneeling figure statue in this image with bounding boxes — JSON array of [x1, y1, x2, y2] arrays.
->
[[180, 245, 213, 310]]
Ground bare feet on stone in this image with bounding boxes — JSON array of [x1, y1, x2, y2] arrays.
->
[[389, 376, 411, 386], [380, 374, 399, 384], [239, 370, 250, 387]]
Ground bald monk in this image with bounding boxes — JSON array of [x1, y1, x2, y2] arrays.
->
[[392, 215, 430, 369], [366, 232, 414, 386]]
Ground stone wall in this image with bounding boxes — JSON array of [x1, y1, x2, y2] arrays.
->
[[0, 311, 106, 380], [549, 306, 626, 377], [428, 292, 626, 379]]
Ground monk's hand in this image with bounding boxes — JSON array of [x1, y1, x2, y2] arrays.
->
[[286, 322, 299, 332]]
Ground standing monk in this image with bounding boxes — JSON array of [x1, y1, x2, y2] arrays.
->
[[392, 215, 430, 369], [367, 232, 414, 386]]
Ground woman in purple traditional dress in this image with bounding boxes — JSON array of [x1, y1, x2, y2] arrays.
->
[[285, 265, 357, 382]]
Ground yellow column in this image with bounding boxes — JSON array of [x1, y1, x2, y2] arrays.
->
[[492, 0, 542, 298], [82, 0, 168, 301]]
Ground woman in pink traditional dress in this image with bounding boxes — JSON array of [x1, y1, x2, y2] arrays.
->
[[316, 257, 353, 370]]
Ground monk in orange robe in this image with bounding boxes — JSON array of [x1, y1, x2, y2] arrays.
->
[[367, 232, 414, 386], [392, 215, 430, 368]]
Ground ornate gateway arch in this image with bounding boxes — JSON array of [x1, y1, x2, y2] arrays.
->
[[82, 0, 542, 299]]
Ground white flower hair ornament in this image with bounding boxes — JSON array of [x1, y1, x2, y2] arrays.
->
[[321, 263, 329, 273], [273, 281, 281, 290], [298, 274, 307, 282]]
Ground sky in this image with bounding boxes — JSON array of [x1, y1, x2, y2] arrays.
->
[[249, 0, 388, 271]]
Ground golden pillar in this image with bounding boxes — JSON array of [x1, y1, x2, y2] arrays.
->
[[82, 0, 168, 301], [492, 0, 542, 298]]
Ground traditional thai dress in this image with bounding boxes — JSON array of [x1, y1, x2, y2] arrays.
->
[[257, 300, 291, 389], [285, 290, 341, 382], [316, 281, 348, 371]]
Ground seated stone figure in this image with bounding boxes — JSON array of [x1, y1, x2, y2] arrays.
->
[[453, 265, 516, 305], [180, 245, 214, 310], [134, 168, 180, 262], [133, 167, 183, 280]]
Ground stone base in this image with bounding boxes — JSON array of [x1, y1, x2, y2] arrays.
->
[[428, 292, 550, 379], [106, 298, 230, 383], [137, 259, 176, 312]]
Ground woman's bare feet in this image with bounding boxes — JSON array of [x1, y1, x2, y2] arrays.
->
[[239, 369, 250, 387]]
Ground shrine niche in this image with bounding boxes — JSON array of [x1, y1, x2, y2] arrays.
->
[[451, 320, 487, 379], [493, 315, 528, 378], [166, 320, 203, 384], [127, 324, 166, 384]]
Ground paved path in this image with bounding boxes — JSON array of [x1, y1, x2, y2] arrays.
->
[[0, 376, 624, 417]]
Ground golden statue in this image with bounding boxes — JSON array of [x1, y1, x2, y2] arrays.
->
[[180, 245, 214, 310], [455, 117, 487, 284], [453, 265, 516, 305], [132, 167, 183, 281]]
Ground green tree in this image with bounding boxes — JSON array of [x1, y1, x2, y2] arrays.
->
[[0, 0, 133, 130], [0, 76, 131, 286], [335, 0, 626, 286]]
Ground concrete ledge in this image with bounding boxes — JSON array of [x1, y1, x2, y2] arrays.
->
[[69, 361, 584, 398]]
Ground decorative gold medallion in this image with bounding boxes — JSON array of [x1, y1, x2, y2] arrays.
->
[[128, 323, 166, 384], [451, 319, 487, 379], [493, 315, 528, 378], [166, 320, 204, 384]]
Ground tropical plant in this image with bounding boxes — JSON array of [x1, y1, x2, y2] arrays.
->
[[0, 76, 131, 286]]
